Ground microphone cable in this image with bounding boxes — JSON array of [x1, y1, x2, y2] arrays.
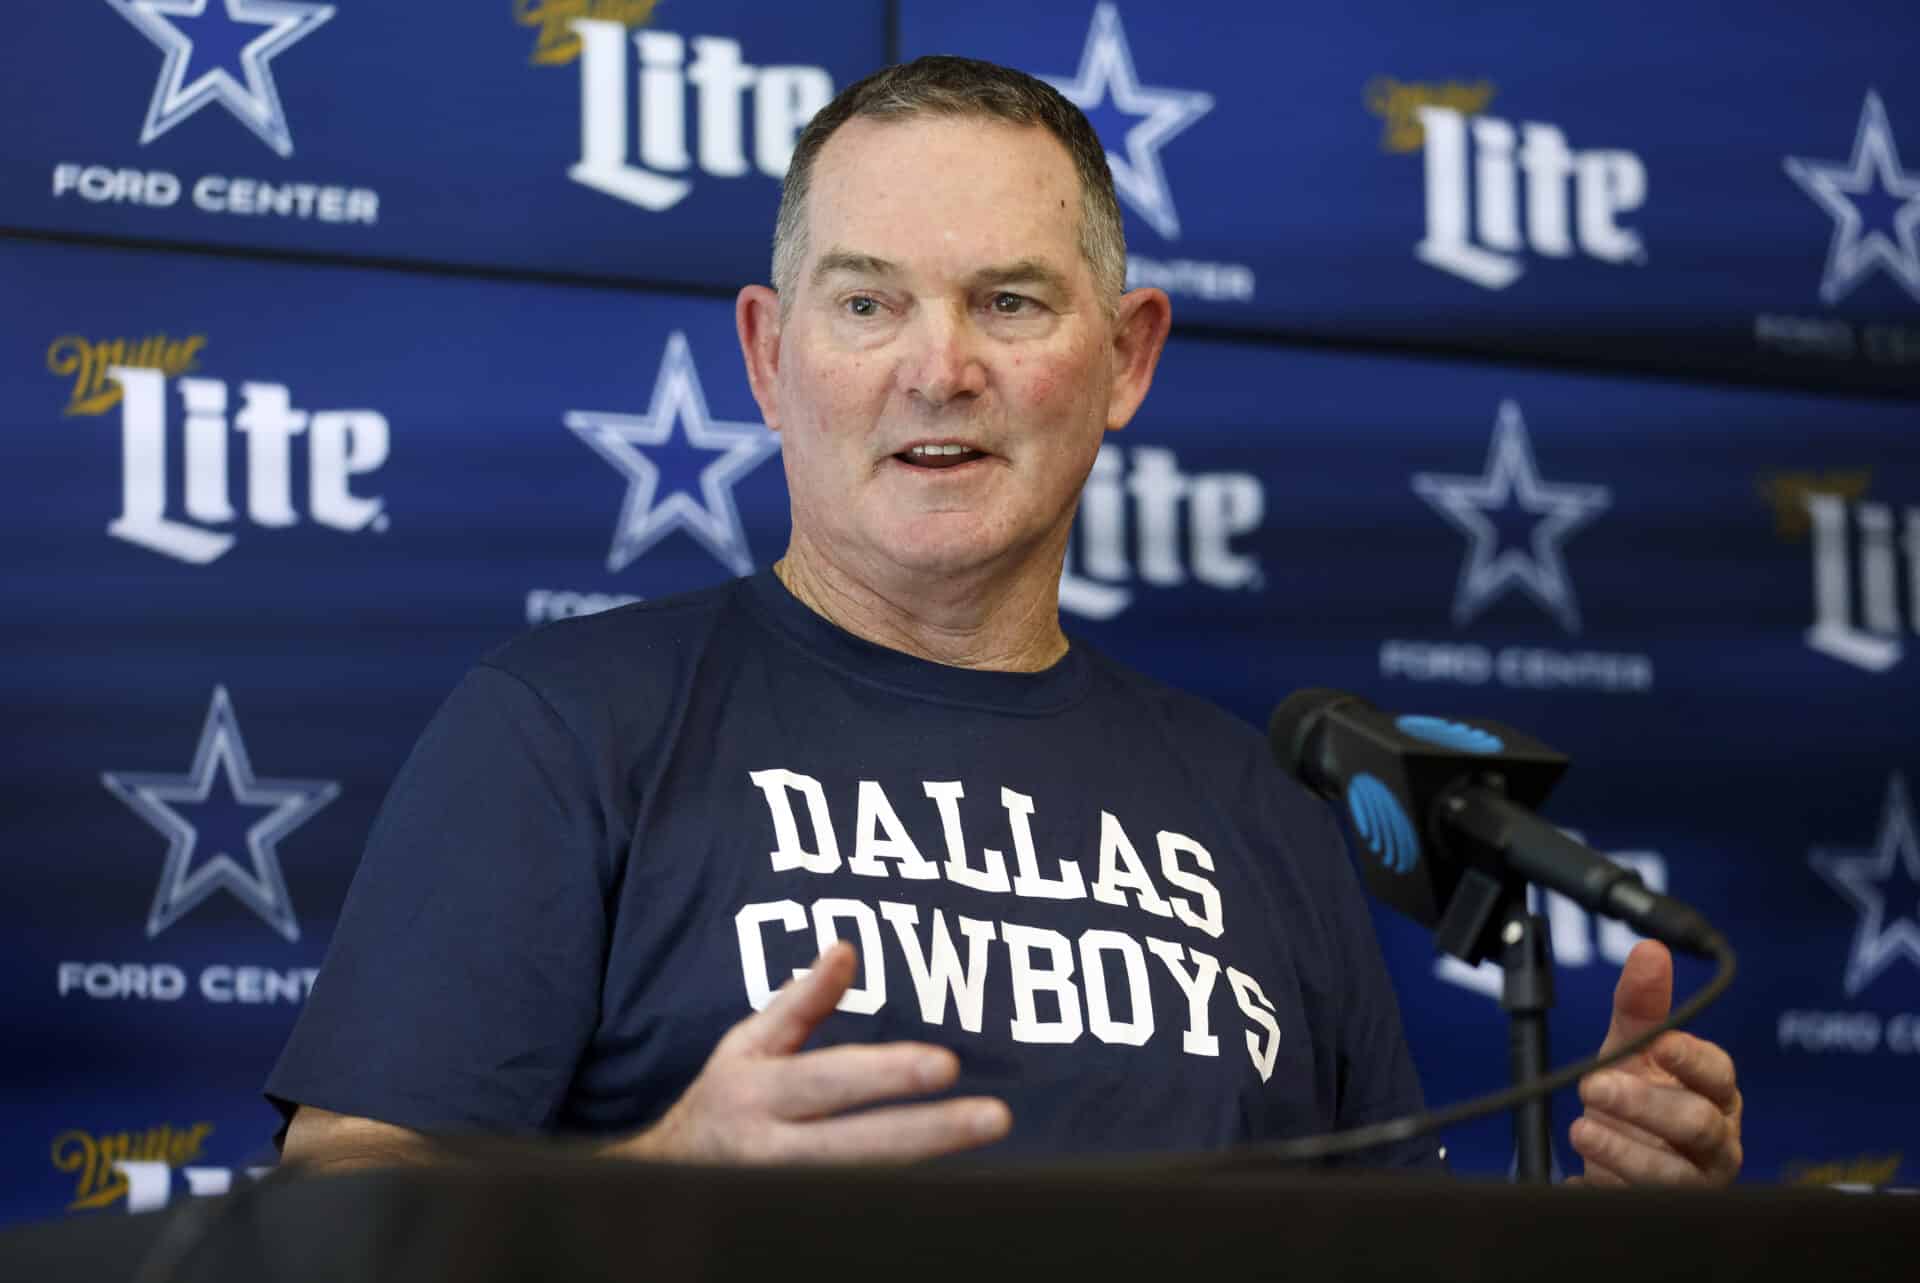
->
[[1186, 930, 1737, 1171]]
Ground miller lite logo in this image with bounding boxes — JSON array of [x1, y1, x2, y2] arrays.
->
[[1414, 106, 1648, 290], [1804, 493, 1919, 673], [1060, 445, 1265, 620], [560, 18, 832, 212], [102, 366, 390, 564]]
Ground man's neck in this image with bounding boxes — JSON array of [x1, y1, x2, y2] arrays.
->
[[773, 539, 1069, 673]]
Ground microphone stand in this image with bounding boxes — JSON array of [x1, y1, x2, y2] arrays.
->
[[1431, 860, 1557, 1185], [1498, 905, 1555, 1184]]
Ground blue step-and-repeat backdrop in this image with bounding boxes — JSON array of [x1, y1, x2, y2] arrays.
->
[[3, 0, 1917, 1223]]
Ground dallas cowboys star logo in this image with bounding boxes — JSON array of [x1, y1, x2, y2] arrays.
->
[[102, 686, 338, 943], [566, 332, 780, 577], [1812, 772, 1920, 997], [1044, 3, 1214, 241], [1413, 400, 1611, 634], [107, 0, 335, 159], [1784, 90, 1920, 305]]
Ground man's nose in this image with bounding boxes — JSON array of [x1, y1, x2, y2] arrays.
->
[[906, 308, 987, 408]]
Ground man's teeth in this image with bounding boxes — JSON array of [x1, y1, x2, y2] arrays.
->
[[909, 443, 975, 456]]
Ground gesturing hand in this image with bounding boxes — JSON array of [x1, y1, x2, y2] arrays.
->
[[609, 942, 1012, 1164], [1569, 940, 1744, 1186]]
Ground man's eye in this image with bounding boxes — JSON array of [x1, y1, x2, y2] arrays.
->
[[845, 295, 879, 317], [991, 292, 1030, 315]]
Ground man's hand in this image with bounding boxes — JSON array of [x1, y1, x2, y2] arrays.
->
[[1569, 940, 1743, 1186], [608, 942, 1011, 1164]]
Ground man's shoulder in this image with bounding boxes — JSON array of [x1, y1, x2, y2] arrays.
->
[[1078, 643, 1267, 760], [476, 576, 756, 709]]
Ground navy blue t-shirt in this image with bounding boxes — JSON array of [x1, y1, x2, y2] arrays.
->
[[268, 571, 1437, 1164]]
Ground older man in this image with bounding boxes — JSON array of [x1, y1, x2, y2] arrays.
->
[[271, 56, 1741, 1183]]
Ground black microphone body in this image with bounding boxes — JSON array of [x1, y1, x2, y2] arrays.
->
[[1271, 688, 1720, 959], [1442, 786, 1719, 956]]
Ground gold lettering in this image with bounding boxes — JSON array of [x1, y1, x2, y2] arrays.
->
[[1756, 470, 1873, 541], [45, 333, 209, 416], [514, 0, 658, 66], [1364, 76, 1497, 153], [1784, 1153, 1902, 1186], [50, 1131, 106, 1209], [82, 1133, 130, 1211], [172, 334, 208, 373], [46, 337, 95, 411], [166, 1122, 215, 1167], [50, 1123, 217, 1211]]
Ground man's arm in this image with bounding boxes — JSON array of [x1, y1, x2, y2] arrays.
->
[[280, 943, 1011, 1171], [282, 1106, 434, 1173], [266, 665, 611, 1139]]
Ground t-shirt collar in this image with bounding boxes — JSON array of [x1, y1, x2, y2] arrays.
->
[[742, 568, 1091, 715]]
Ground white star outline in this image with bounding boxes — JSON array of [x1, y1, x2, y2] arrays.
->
[[101, 685, 338, 943], [1412, 400, 1612, 634], [1812, 772, 1920, 997], [565, 332, 781, 577], [1044, 3, 1214, 241], [106, 0, 335, 159], [1784, 90, 1920, 305]]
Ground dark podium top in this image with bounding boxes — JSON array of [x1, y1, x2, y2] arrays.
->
[[4, 1156, 1914, 1282]]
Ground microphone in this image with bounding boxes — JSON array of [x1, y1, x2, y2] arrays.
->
[[1270, 688, 1721, 959]]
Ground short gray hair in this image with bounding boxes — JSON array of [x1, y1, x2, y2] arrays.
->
[[771, 56, 1127, 311]]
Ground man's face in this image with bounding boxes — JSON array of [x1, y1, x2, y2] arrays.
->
[[745, 115, 1143, 585]]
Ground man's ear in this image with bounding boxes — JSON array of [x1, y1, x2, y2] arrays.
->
[[735, 284, 784, 431], [1104, 286, 1173, 432]]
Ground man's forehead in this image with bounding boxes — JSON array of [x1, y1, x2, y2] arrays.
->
[[813, 112, 1073, 180], [802, 114, 1084, 276]]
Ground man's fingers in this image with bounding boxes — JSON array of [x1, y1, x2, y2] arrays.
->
[[677, 946, 1004, 1166], [1572, 1023, 1745, 1186], [1646, 1032, 1743, 1114], [1569, 1115, 1708, 1186], [1568, 1119, 1652, 1187], [765, 1042, 960, 1120], [1597, 940, 1673, 1059], [1579, 1071, 1740, 1176], [728, 942, 859, 1056], [783, 1096, 1012, 1164], [1564, 1150, 1631, 1189], [1575, 1103, 1676, 1159]]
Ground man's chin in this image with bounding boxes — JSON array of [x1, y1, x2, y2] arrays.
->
[[873, 543, 1002, 581], [862, 529, 1043, 587]]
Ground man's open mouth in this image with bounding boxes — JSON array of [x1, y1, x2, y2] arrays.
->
[[895, 443, 988, 470]]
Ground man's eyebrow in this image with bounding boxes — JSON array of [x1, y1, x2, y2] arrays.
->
[[809, 252, 1073, 296], [966, 258, 1072, 295], [811, 250, 898, 284]]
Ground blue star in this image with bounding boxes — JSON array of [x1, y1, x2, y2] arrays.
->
[[1413, 400, 1611, 634], [1812, 772, 1920, 997], [1044, 3, 1214, 241], [107, 0, 335, 159], [566, 332, 781, 577], [1785, 90, 1920, 305], [102, 686, 338, 943]]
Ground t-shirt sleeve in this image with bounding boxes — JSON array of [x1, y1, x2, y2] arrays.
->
[[1309, 799, 1449, 1172], [266, 662, 610, 1139]]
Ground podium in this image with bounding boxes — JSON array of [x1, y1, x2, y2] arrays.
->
[[4, 1156, 1914, 1281]]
